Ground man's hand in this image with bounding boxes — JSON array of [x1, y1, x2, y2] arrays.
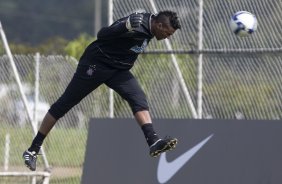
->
[[126, 13, 144, 31]]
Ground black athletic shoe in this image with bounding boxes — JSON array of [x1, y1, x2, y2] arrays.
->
[[149, 137, 178, 157], [23, 150, 37, 171]]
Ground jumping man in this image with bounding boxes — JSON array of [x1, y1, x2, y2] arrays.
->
[[23, 10, 181, 171]]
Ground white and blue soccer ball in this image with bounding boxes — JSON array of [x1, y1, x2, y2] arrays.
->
[[230, 11, 257, 37]]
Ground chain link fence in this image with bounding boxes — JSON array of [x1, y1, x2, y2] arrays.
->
[[1, 0, 282, 183]]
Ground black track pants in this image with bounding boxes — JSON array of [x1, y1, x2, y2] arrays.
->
[[48, 60, 149, 120]]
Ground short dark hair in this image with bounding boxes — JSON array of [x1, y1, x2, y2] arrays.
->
[[155, 10, 181, 30]]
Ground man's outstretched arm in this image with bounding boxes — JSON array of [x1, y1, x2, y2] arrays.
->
[[97, 13, 144, 40]]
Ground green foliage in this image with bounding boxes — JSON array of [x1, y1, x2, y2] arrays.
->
[[0, 34, 95, 56], [0, 36, 68, 55], [0, 42, 3, 55], [37, 36, 68, 55], [64, 33, 96, 59]]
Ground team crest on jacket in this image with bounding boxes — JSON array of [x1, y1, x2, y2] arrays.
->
[[86, 65, 96, 76], [130, 39, 148, 53]]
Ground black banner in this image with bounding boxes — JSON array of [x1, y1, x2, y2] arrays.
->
[[82, 119, 282, 184]]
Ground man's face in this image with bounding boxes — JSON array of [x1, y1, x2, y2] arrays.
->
[[154, 22, 176, 40]]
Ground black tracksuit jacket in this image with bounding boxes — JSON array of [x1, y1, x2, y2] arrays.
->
[[79, 12, 154, 70]]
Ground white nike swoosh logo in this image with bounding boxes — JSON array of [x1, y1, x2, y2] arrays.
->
[[157, 134, 214, 183]]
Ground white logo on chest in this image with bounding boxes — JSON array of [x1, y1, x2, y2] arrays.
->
[[130, 39, 148, 53]]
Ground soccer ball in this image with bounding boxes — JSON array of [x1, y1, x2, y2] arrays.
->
[[230, 11, 257, 37]]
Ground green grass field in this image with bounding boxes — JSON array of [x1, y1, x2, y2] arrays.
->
[[51, 176, 81, 184], [1, 125, 87, 183], [0, 126, 87, 166]]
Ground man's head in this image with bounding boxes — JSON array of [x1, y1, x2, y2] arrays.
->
[[151, 10, 181, 40]]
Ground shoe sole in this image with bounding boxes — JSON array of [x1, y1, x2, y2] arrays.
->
[[24, 161, 36, 171], [150, 138, 178, 158]]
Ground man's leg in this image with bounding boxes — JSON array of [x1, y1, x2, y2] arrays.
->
[[22, 112, 56, 171], [106, 71, 177, 157], [134, 110, 152, 126], [23, 75, 98, 171], [134, 110, 177, 157], [23, 63, 112, 171], [25, 112, 56, 157], [134, 110, 159, 146], [38, 112, 57, 135]]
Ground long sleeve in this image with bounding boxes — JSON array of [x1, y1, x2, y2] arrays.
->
[[82, 13, 154, 70], [97, 19, 128, 40]]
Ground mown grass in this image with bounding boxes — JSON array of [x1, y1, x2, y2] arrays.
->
[[0, 176, 81, 184], [1, 125, 87, 183], [50, 176, 81, 184], [0, 125, 87, 166]]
